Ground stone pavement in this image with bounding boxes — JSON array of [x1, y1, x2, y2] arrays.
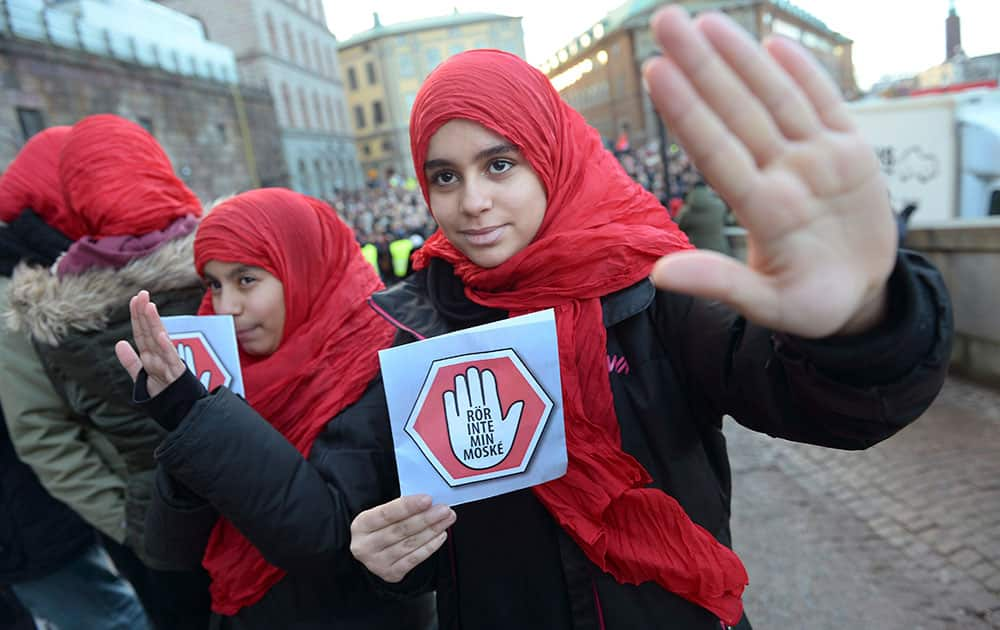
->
[[726, 375, 1000, 629]]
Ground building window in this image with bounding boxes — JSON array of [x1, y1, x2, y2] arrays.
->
[[299, 87, 312, 128], [354, 104, 366, 128], [449, 43, 464, 56], [138, 117, 154, 134], [281, 82, 295, 127], [325, 47, 337, 77], [398, 53, 414, 77], [313, 40, 325, 75], [283, 22, 297, 63], [382, 139, 393, 152], [365, 61, 377, 85], [363, 144, 371, 156], [347, 67, 358, 90], [217, 122, 227, 142], [265, 13, 279, 54], [425, 48, 442, 70], [372, 101, 384, 126], [325, 96, 336, 132], [16, 107, 45, 141], [313, 91, 325, 130], [300, 31, 311, 69], [314, 159, 324, 194]]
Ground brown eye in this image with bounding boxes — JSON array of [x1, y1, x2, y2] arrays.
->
[[488, 159, 513, 175]]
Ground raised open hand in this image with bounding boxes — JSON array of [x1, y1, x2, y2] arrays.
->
[[444, 367, 523, 470], [644, 7, 895, 338], [114, 290, 186, 398]]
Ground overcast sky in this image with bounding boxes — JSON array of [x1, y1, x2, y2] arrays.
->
[[325, 0, 999, 90]]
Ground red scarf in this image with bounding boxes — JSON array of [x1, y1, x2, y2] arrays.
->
[[0, 126, 75, 235], [59, 114, 202, 239], [193, 189, 396, 614], [409, 50, 747, 624]]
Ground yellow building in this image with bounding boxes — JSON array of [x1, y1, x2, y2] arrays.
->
[[339, 11, 524, 181]]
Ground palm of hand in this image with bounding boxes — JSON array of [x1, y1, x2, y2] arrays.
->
[[644, 7, 896, 338], [737, 133, 894, 336]]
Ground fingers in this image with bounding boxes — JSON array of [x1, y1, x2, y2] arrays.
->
[[481, 369, 499, 409], [696, 12, 822, 141], [649, 6, 785, 167], [350, 495, 456, 583], [352, 495, 435, 535], [466, 367, 484, 408], [444, 390, 458, 420], [763, 36, 854, 132], [114, 340, 142, 383], [454, 373, 469, 410]]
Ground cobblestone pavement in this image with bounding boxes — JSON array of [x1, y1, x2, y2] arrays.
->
[[726, 376, 1000, 629]]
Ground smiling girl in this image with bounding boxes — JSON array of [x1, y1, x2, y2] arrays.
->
[[347, 7, 952, 630]]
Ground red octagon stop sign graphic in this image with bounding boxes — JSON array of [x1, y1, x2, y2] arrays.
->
[[405, 349, 554, 487], [169, 332, 232, 391]]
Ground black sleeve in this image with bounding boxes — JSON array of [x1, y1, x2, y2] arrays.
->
[[143, 466, 219, 571], [660, 249, 953, 449], [150, 379, 404, 575], [134, 368, 207, 431]]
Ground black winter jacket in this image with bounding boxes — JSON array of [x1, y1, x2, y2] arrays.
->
[[0, 210, 94, 583], [139, 376, 436, 630], [364, 251, 952, 630]]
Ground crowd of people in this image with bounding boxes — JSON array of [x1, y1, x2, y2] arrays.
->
[[0, 6, 952, 630]]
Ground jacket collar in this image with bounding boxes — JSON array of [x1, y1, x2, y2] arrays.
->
[[370, 270, 655, 339]]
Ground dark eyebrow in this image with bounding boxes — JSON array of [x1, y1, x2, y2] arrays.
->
[[423, 143, 518, 172], [203, 265, 257, 283]]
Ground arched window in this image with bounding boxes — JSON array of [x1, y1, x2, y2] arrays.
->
[[281, 82, 295, 127], [299, 87, 312, 129], [312, 91, 325, 130], [265, 12, 279, 54], [283, 22, 297, 63], [325, 95, 337, 133], [313, 40, 325, 75], [299, 31, 311, 69]]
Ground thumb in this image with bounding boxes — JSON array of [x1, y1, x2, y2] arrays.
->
[[115, 340, 143, 383], [651, 250, 778, 324], [503, 400, 524, 425]]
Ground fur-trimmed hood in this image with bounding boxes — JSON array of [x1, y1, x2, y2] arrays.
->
[[5, 231, 200, 345]]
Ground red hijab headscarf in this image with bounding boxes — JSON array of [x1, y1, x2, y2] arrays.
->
[[59, 114, 202, 239], [192, 188, 396, 615], [409, 50, 747, 624], [0, 126, 74, 234]]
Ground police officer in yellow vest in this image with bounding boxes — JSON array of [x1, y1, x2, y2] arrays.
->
[[361, 243, 379, 274], [388, 237, 414, 279]]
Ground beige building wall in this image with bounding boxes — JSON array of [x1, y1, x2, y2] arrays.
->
[[340, 14, 524, 180]]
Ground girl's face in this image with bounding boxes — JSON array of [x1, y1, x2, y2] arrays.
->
[[424, 120, 547, 268], [202, 260, 286, 356]]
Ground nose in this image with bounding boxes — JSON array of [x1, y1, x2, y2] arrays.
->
[[214, 288, 243, 316], [460, 176, 492, 215]]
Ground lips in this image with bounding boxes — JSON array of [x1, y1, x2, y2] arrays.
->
[[460, 225, 506, 246], [236, 327, 256, 341]]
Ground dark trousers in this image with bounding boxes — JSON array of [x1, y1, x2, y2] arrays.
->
[[101, 535, 212, 630]]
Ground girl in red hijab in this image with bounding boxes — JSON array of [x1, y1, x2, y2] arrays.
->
[[116, 188, 435, 629], [349, 6, 952, 630]]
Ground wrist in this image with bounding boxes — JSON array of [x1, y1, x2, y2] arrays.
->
[[835, 286, 889, 336]]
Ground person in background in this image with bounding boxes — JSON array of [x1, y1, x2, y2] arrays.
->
[[4, 114, 211, 629], [0, 126, 151, 630]]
